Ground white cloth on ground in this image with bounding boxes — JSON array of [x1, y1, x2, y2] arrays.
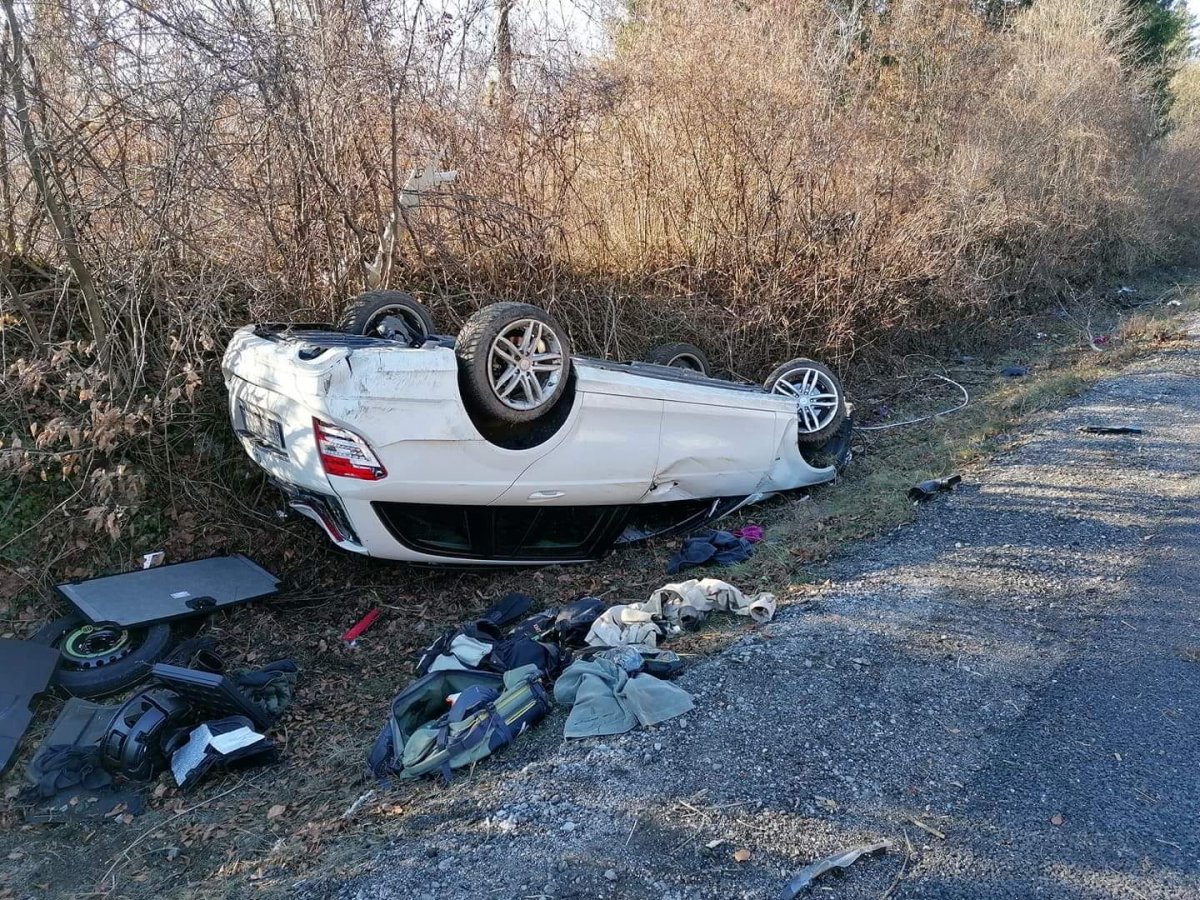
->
[[584, 578, 776, 648], [583, 604, 662, 649], [647, 578, 776, 625]]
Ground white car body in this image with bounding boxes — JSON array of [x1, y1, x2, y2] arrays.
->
[[222, 325, 837, 564]]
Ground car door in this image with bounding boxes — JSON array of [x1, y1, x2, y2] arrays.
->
[[652, 398, 779, 499], [493, 366, 664, 505]]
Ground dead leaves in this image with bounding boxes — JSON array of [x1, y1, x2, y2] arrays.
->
[[267, 804, 287, 821]]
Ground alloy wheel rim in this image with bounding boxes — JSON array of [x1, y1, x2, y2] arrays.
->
[[771, 367, 841, 433], [488, 319, 565, 410], [60, 624, 134, 669]]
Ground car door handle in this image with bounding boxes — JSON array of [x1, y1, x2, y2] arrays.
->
[[527, 490, 565, 501]]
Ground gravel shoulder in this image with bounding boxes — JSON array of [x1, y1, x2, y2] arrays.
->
[[302, 315, 1200, 900]]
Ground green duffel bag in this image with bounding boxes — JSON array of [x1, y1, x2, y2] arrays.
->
[[367, 664, 550, 781]]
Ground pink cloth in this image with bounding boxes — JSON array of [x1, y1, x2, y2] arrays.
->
[[733, 525, 764, 544]]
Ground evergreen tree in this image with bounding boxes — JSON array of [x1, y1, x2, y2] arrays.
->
[[1125, 0, 1194, 124]]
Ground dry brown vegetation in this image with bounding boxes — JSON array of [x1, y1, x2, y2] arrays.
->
[[0, 0, 1198, 568]]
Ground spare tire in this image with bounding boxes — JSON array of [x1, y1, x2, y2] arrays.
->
[[643, 342, 711, 375], [29, 614, 174, 698], [456, 303, 573, 424], [764, 357, 849, 448], [340, 290, 435, 346]]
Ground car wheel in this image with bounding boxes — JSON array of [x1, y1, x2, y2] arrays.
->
[[643, 342, 711, 375], [340, 290, 435, 346], [456, 302, 573, 424], [765, 357, 848, 447], [29, 614, 175, 698]]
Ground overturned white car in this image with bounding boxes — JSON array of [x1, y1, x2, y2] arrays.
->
[[221, 292, 851, 565]]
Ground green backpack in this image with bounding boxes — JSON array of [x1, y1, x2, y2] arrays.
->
[[367, 664, 550, 781]]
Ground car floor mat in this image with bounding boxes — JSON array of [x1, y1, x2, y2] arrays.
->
[[55, 554, 280, 628], [0, 639, 61, 776], [26, 698, 119, 783]]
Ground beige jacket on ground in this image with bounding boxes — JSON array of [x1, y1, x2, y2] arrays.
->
[[584, 578, 776, 649]]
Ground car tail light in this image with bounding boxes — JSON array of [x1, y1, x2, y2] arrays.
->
[[313, 418, 387, 480]]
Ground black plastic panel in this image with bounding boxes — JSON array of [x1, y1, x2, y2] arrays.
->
[[151, 664, 272, 730], [0, 639, 60, 775], [56, 555, 281, 628]]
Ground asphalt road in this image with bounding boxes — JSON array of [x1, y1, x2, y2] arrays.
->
[[307, 320, 1200, 900]]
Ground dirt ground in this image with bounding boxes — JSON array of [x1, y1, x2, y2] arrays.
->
[[1, 274, 1197, 900]]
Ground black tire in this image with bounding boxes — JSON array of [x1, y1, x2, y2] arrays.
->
[[29, 614, 174, 698], [764, 357, 849, 447], [456, 302, 573, 425], [340, 290, 435, 346], [644, 342, 711, 375]]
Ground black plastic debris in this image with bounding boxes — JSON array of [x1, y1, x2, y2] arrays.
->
[[1079, 425, 1144, 435], [167, 715, 278, 792], [56, 554, 280, 628], [0, 639, 61, 775], [151, 663, 286, 731], [1001, 365, 1029, 377], [779, 841, 892, 899], [17, 698, 134, 823], [24, 786, 144, 825], [908, 474, 963, 502], [99, 687, 193, 781], [28, 698, 119, 777]]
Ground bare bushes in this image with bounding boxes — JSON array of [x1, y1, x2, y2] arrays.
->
[[1156, 62, 1200, 259], [938, 0, 1164, 292]]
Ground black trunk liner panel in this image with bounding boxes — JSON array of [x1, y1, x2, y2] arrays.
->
[[55, 555, 281, 628], [0, 638, 60, 775]]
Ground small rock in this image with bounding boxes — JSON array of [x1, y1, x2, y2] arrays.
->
[[604, 869, 618, 881]]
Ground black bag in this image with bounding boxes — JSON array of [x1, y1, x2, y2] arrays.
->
[[415, 593, 564, 676], [509, 596, 605, 648]]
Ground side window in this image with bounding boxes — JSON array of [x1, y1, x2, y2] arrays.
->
[[375, 503, 628, 560], [491, 508, 538, 555], [491, 506, 618, 558], [520, 507, 610, 551], [379, 504, 473, 553]]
